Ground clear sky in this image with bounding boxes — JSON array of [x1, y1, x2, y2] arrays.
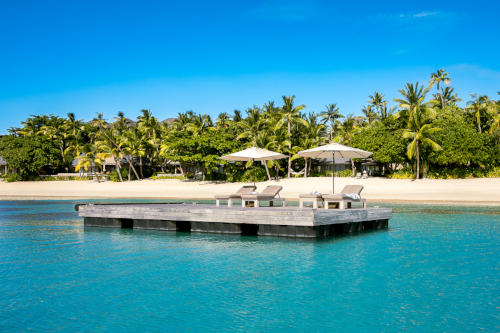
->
[[1, 0, 499, 132]]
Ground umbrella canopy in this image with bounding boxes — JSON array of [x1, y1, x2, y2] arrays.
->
[[297, 143, 372, 159], [221, 147, 287, 162], [220, 147, 287, 185], [297, 143, 372, 193]]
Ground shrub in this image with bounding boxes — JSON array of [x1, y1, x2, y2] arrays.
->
[[387, 168, 415, 179], [6, 173, 22, 182], [240, 167, 267, 182]]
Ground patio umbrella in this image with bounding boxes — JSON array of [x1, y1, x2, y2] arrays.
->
[[220, 147, 287, 185], [297, 143, 372, 193]]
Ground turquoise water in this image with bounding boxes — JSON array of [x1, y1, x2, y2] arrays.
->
[[0, 201, 499, 332]]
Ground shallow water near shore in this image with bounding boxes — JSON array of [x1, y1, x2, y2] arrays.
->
[[0, 200, 499, 332]]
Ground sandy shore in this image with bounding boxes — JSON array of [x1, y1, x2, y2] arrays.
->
[[1, 177, 499, 205]]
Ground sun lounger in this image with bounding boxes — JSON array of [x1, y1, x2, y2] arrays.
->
[[299, 192, 323, 208], [322, 185, 366, 209], [215, 185, 257, 207], [240, 185, 284, 207]]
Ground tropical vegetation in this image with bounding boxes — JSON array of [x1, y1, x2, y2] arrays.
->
[[0, 70, 499, 181]]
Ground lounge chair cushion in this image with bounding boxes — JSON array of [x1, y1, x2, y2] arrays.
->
[[322, 193, 360, 201], [299, 193, 322, 199]]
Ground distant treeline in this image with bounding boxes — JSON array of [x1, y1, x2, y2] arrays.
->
[[0, 69, 499, 181]]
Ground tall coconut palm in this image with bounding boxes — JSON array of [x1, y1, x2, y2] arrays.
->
[[395, 82, 437, 179], [92, 113, 141, 180], [74, 143, 108, 183], [122, 128, 146, 180], [434, 86, 461, 109], [320, 103, 343, 141], [337, 115, 359, 176], [394, 82, 434, 129], [429, 69, 451, 108], [237, 107, 265, 145], [402, 124, 442, 179], [368, 92, 385, 117], [216, 112, 231, 129], [276, 96, 306, 177], [298, 112, 325, 177], [361, 105, 378, 125], [466, 94, 491, 133]]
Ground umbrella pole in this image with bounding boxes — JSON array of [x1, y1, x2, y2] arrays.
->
[[253, 158, 256, 187], [332, 152, 335, 193]]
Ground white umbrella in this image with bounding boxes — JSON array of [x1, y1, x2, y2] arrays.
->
[[221, 147, 287, 185], [297, 143, 372, 193]]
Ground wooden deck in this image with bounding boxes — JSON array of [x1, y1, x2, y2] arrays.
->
[[76, 203, 392, 238]]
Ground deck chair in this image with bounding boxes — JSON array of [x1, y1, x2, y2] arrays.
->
[[215, 185, 256, 207], [322, 185, 366, 209], [298, 192, 323, 208], [240, 185, 285, 207]]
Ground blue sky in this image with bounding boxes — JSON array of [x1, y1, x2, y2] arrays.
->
[[0, 0, 499, 132]]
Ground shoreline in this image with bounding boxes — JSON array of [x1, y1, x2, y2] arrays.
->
[[1, 196, 500, 207], [1, 177, 499, 206]]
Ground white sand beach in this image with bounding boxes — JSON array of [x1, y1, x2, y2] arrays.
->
[[0, 177, 499, 205]]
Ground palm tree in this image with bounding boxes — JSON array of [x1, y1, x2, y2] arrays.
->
[[466, 94, 491, 133], [368, 92, 385, 117], [92, 113, 141, 180], [216, 112, 231, 129], [395, 82, 437, 179], [74, 143, 108, 183], [237, 107, 265, 145], [402, 124, 442, 179], [122, 128, 146, 180], [361, 105, 377, 124], [394, 82, 434, 129], [433, 86, 461, 109], [320, 103, 343, 141], [298, 112, 325, 177], [379, 103, 397, 120], [276, 96, 306, 177], [337, 115, 358, 176], [429, 69, 451, 108]]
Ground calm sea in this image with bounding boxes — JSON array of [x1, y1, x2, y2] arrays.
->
[[0, 200, 499, 332]]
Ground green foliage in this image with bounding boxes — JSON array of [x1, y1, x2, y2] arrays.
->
[[240, 167, 267, 182], [2, 70, 499, 182], [351, 122, 405, 165], [6, 173, 22, 182], [0, 135, 63, 179], [109, 168, 129, 182], [428, 107, 498, 167], [387, 168, 415, 179]]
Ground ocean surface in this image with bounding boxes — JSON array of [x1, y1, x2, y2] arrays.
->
[[0, 200, 499, 332]]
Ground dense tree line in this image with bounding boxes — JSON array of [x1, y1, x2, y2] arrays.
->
[[0, 69, 499, 181]]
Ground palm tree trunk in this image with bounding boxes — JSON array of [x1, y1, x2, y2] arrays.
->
[[115, 160, 123, 182], [416, 141, 420, 179], [139, 156, 144, 179], [124, 156, 140, 180], [304, 158, 308, 178], [128, 166, 131, 181], [275, 164, 279, 180], [477, 113, 482, 133], [263, 161, 271, 181], [287, 120, 291, 178], [179, 164, 185, 179], [351, 159, 355, 177]]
